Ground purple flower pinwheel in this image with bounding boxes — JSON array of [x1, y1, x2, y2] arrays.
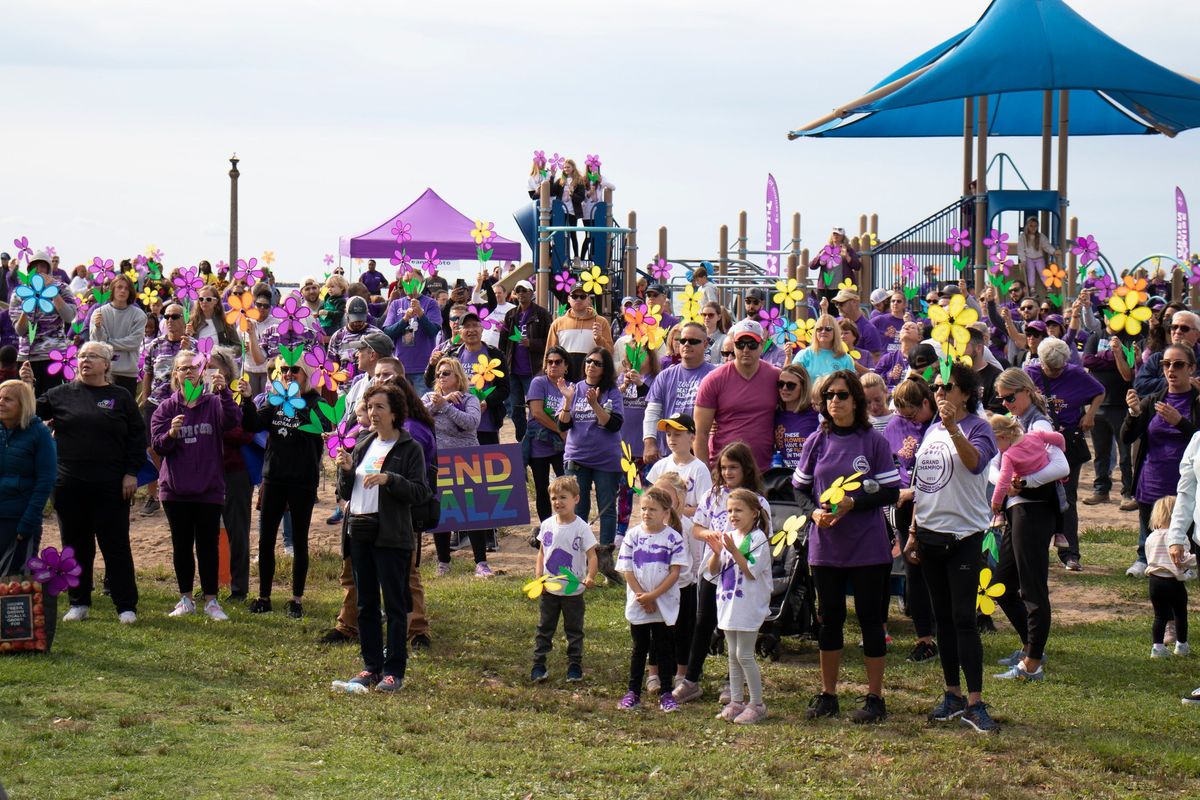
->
[[1071, 234, 1100, 266], [989, 256, 1012, 276], [191, 337, 214, 369], [45, 245, 56, 258], [547, 152, 565, 171], [468, 305, 501, 332], [423, 248, 441, 275], [554, 270, 576, 294], [390, 219, 413, 244], [172, 267, 203, 304], [216, 260, 229, 273], [819, 244, 842, 268], [13, 236, 32, 263], [585, 153, 601, 172], [1090, 273, 1117, 301], [532, 149, 546, 168], [758, 307, 783, 336], [899, 256, 918, 281], [390, 249, 412, 271], [326, 420, 361, 459], [946, 228, 971, 254], [26, 546, 82, 597], [88, 257, 116, 285], [233, 257, 264, 287], [134, 254, 148, 269], [47, 345, 79, 380], [323, 254, 334, 267], [271, 295, 312, 336], [983, 229, 1008, 255], [649, 257, 672, 283], [150, 248, 164, 262], [1186, 267, 1200, 288]]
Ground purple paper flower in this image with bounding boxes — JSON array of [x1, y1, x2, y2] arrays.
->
[[1071, 234, 1100, 266], [947, 228, 971, 254], [271, 296, 312, 336], [26, 546, 82, 597], [215, 260, 228, 273], [468, 304, 502, 332], [45, 246, 56, 258], [758, 307, 783, 336], [899, 256, 918, 281], [989, 257, 1012, 276], [585, 153, 602, 171], [390, 219, 413, 244], [554, 270, 576, 294], [819, 244, 842, 268], [390, 249, 412, 270], [134, 254, 148, 268], [13, 236, 32, 263], [649, 257, 671, 283], [303, 344, 340, 390], [89, 257, 116, 285], [323, 254, 334, 266], [1085, 272, 1116, 302], [1187, 267, 1200, 287], [47, 345, 79, 381], [233, 257, 263, 287], [547, 152, 565, 171], [532, 150, 546, 168], [423, 248, 441, 275], [326, 420, 361, 459], [172, 267, 204, 303], [150, 248, 164, 262], [191, 337, 214, 369], [983, 229, 1008, 256]]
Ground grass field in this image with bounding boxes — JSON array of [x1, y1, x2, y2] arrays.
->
[[3, 526, 1200, 799]]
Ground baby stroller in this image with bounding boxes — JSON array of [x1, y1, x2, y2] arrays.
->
[[755, 467, 819, 660]]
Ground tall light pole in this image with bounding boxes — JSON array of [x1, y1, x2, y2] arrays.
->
[[229, 153, 240, 272]]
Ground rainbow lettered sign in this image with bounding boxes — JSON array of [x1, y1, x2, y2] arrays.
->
[[428, 444, 530, 534]]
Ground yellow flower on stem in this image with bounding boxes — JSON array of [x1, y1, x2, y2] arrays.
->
[[621, 442, 640, 491], [927, 293, 979, 352], [773, 278, 805, 311], [1041, 263, 1065, 290], [580, 265, 609, 295], [838, 278, 857, 292], [976, 568, 1006, 616], [795, 317, 816, 346], [470, 354, 504, 390], [469, 220, 495, 245], [819, 471, 864, 511], [261, 251, 275, 265], [522, 573, 564, 599], [1107, 292, 1152, 336], [138, 286, 160, 307], [771, 514, 809, 557]]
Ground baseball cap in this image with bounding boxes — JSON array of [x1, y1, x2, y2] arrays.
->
[[1026, 320, 1049, 336], [351, 331, 394, 356], [833, 289, 859, 305], [621, 296, 639, 307], [869, 288, 889, 305], [514, 280, 534, 293], [940, 283, 962, 297], [657, 413, 696, 433], [746, 289, 765, 302], [1044, 313, 1064, 327], [907, 343, 939, 371], [729, 319, 764, 342], [346, 296, 369, 322], [646, 283, 667, 295]]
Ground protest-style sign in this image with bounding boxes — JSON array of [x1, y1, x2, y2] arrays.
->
[[428, 443, 530, 534]]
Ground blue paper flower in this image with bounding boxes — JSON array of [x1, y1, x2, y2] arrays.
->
[[14, 273, 59, 314], [268, 379, 306, 418]]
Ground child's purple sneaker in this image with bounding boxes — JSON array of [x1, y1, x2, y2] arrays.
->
[[659, 692, 679, 713], [618, 691, 640, 710]]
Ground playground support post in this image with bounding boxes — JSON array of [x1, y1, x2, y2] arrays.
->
[[1066, 216, 1079, 300], [973, 95, 990, 294], [738, 212, 748, 265], [537, 181, 551, 308], [1057, 90, 1070, 259], [1041, 90, 1053, 239], [790, 213, 801, 284], [658, 227, 668, 280], [798, 248, 810, 320], [719, 225, 729, 306], [623, 211, 637, 299], [962, 97, 974, 197]]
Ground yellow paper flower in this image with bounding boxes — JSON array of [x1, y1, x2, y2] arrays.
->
[[838, 278, 857, 292], [621, 442, 639, 489], [523, 573, 564, 599], [124, 268, 140, 284], [470, 354, 504, 390], [795, 317, 816, 346], [469, 220, 495, 245], [233, 371, 250, 404], [861, 232, 879, 249], [1042, 263, 1065, 289], [645, 325, 667, 351], [943, 341, 973, 367], [976, 568, 1006, 616], [848, 348, 861, 361], [771, 514, 809, 557], [773, 278, 805, 311], [819, 471, 864, 509], [580, 265, 609, 295], [138, 286, 160, 307], [262, 251, 275, 265], [1107, 293, 1152, 336], [927, 293, 979, 351]]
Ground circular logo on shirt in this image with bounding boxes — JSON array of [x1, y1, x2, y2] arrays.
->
[[852, 455, 871, 475], [914, 441, 954, 493]]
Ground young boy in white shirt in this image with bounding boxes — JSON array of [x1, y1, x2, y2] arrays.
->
[[646, 413, 712, 516]]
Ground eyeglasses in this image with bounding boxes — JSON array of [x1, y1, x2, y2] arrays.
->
[[701, 312, 716, 318], [1171, 325, 1194, 333], [933, 382, 957, 393], [281, 366, 303, 375], [163, 313, 183, 320], [176, 364, 198, 372], [585, 358, 604, 367], [815, 326, 834, 333], [822, 390, 851, 401], [999, 392, 1018, 404], [1163, 359, 1193, 371], [734, 339, 759, 350], [777, 380, 800, 391], [78, 352, 107, 361], [1020, 305, 1037, 312], [720, 351, 735, 359], [545, 358, 564, 366], [678, 338, 703, 346], [436, 371, 455, 378]]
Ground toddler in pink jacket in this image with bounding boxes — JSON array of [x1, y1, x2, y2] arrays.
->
[[989, 415, 1066, 516]]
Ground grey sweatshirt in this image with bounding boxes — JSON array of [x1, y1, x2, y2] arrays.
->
[[90, 302, 148, 377]]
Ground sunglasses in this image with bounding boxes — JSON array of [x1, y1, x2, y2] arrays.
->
[[436, 370, 455, 378], [1171, 325, 1194, 333], [281, 366, 303, 375], [163, 313, 183, 320], [449, 316, 463, 323], [1020, 306, 1037, 312], [646, 291, 662, 297], [701, 312, 717, 318], [822, 390, 851, 401], [933, 382, 957, 393], [777, 380, 800, 391], [815, 326, 834, 333], [721, 351, 735, 359], [999, 392, 1018, 404], [1163, 359, 1193, 371], [585, 358, 604, 367], [678, 337, 703, 346], [545, 358, 565, 366], [199, 296, 218, 303], [734, 339, 759, 350], [570, 294, 588, 300], [745, 298, 761, 304]]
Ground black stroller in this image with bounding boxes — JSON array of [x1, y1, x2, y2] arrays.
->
[[755, 467, 819, 659]]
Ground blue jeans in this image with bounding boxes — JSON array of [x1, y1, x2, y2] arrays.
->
[[509, 373, 534, 442], [566, 462, 619, 546]]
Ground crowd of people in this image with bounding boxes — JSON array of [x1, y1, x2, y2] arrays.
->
[[4, 228, 1200, 729]]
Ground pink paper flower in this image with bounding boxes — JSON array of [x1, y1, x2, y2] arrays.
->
[[423, 248, 441, 275], [191, 337, 214, 369], [1087, 272, 1117, 301], [819, 244, 842, 268], [547, 153, 565, 171], [468, 304, 502, 331], [26, 546, 82, 597], [134, 254, 148, 268], [390, 219, 413, 244], [324, 254, 334, 266], [1071, 234, 1100, 266], [390, 249, 412, 270], [89, 257, 116, 284], [585, 154, 602, 172], [758, 307, 783, 336], [947, 228, 971, 254], [216, 260, 228, 273], [649, 257, 671, 283], [13, 236, 32, 263], [45, 246, 56, 258], [326, 420, 361, 459], [532, 150, 546, 168], [983, 229, 1008, 256], [150, 248, 164, 262], [47, 345, 79, 381], [171, 267, 204, 303], [271, 296, 312, 336], [233, 257, 263, 287], [554, 270, 576, 294], [899, 256, 918, 281]]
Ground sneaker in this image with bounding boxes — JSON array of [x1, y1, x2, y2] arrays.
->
[[960, 702, 1000, 733], [994, 662, 1044, 681], [733, 702, 768, 724], [1119, 496, 1139, 512], [1081, 491, 1109, 505], [283, 546, 295, 557], [718, 683, 732, 705], [410, 634, 431, 653], [928, 691, 967, 722], [1152, 644, 1171, 659], [1182, 687, 1200, 705], [117, 611, 137, 625], [1176, 642, 1191, 657], [1063, 558, 1082, 572], [1126, 561, 1148, 578], [1165, 620, 1178, 645], [618, 691, 640, 710], [318, 628, 356, 645], [139, 497, 161, 516], [474, 562, 494, 578], [436, 562, 452, 577], [907, 640, 938, 663], [62, 605, 90, 622], [566, 664, 584, 682], [169, 596, 195, 617], [806, 692, 840, 719], [673, 679, 701, 704], [531, 664, 549, 683], [249, 598, 272, 614], [331, 670, 379, 694], [326, 507, 345, 525], [659, 693, 679, 713], [851, 694, 887, 724], [997, 648, 1026, 667], [646, 674, 662, 693], [717, 701, 747, 722], [286, 600, 303, 619], [204, 599, 229, 621], [375, 675, 403, 693]]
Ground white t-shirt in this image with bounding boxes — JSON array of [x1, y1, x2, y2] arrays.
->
[[538, 515, 597, 596], [647, 455, 713, 510], [617, 524, 688, 625], [714, 528, 773, 632], [482, 301, 515, 349], [349, 437, 396, 515], [912, 415, 998, 538], [674, 514, 703, 588], [693, 487, 773, 584]]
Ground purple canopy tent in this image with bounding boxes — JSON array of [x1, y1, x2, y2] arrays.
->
[[338, 188, 522, 262]]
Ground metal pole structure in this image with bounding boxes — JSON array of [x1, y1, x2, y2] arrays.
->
[[623, 211, 637, 299], [1066, 216, 1079, 301], [973, 96, 989, 293], [229, 153, 240, 275], [962, 97, 974, 196], [1041, 91, 1053, 237], [737, 211, 748, 265], [537, 182, 551, 308], [1057, 89, 1070, 251]]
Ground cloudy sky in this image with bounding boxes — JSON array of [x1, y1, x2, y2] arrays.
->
[[5, 0, 1199, 284]]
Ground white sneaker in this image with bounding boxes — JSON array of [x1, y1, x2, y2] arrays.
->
[[1177, 642, 1191, 657], [1151, 643, 1171, 659], [62, 605, 89, 622], [118, 611, 137, 625], [283, 546, 295, 557], [1126, 561, 1148, 578], [204, 599, 229, 621], [169, 596, 196, 617]]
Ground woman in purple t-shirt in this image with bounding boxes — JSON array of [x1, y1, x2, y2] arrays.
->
[[772, 364, 819, 470], [793, 370, 900, 724]]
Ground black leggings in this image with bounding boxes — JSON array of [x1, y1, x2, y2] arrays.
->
[[433, 530, 487, 565], [163, 500, 222, 597], [55, 480, 138, 612], [566, 214, 581, 258], [920, 531, 985, 694], [685, 579, 718, 683], [996, 502, 1052, 660], [675, 584, 697, 670], [811, 563, 891, 657], [894, 503, 934, 638], [1150, 576, 1189, 645], [530, 453, 565, 523], [258, 480, 317, 598], [629, 622, 675, 694]]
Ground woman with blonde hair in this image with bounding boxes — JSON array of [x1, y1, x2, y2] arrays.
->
[[793, 313, 853, 380], [0, 379, 55, 574], [557, 159, 587, 260]]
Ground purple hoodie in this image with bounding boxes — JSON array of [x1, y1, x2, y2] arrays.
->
[[150, 389, 242, 505]]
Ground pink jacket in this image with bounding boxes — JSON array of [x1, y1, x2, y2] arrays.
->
[[992, 430, 1066, 508]]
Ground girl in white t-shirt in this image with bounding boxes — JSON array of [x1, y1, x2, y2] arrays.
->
[[616, 487, 688, 712], [709, 488, 772, 724], [646, 474, 695, 693]]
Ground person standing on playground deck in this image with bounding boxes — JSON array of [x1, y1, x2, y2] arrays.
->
[[1016, 216, 1059, 293], [809, 228, 861, 305]]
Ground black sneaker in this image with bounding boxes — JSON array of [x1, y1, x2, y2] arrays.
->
[[566, 663, 583, 682], [928, 691, 967, 722], [286, 600, 303, 619], [805, 692, 840, 719], [409, 634, 431, 653], [318, 628, 355, 645], [907, 640, 939, 663], [248, 598, 272, 614], [227, 593, 247, 604], [960, 701, 1000, 733], [139, 497, 161, 516], [851, 694, 887, 724]]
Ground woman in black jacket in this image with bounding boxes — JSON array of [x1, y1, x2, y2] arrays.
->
[[333, 383, 433, 693]]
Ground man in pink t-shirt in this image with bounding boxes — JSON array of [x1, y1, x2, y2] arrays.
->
[[694, 319, 781, 471]]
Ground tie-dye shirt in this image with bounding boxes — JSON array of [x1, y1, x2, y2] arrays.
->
[[616, 524, 687, 625]]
